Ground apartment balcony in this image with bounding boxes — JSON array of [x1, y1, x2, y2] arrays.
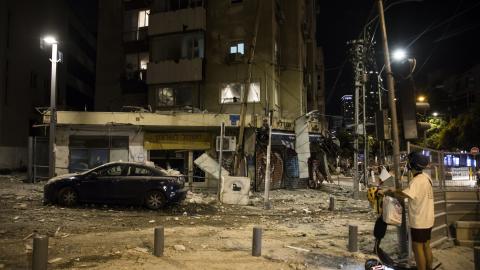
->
[[148, 7, 206, 36], [147, 58, 203, 84]]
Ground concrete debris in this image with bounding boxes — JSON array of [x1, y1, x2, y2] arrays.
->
[[173, 244, 186, 251], [302, 208, 311, 214], [174, 217, 179, 221], [286, 245, 310, 252], [48, 258, 62, 264], [148, 220, 155, 223], [133, 247, 149, 253], [13, 203, 27, 210], [23, 233, 34, 240], [24, 244, 32, 251], [54, 227, 61, 237], [201, 244, 208, 249], [13, 216, 19, 220]]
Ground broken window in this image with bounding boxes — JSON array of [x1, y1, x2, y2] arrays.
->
[[151, 32, 204, 61], [220, 82, 260, 104], [69, 136, 129, 173], [229, 42, 245, 55], [158, 88, 174, 106], [125, 52, 149, 80], [156, 85, 195, 108]]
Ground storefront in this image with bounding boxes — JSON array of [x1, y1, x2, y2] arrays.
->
[[144, 132, 213, 187]]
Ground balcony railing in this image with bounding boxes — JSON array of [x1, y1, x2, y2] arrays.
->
[[123, 27, 148, 42], [147, 58, 202, 84]]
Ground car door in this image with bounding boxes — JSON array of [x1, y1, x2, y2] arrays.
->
[[112, 165, 153, 202], [79, 164, 126, 202]]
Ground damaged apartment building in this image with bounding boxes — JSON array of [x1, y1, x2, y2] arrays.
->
[[45, 0, 327, 191]]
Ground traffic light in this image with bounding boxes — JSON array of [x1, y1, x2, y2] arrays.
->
[[399, 80, 430, 140]]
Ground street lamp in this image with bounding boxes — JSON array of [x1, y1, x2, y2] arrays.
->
[[432, 112, 438, 117], [392, 49, 407, 62], [43, 35, 59, 178], [417, 95, 426, 102]]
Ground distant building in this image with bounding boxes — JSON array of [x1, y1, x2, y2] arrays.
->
[[341, 95, 353, 127], [0, 0, 96, 170]]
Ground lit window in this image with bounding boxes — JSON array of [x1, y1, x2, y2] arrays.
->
[[158, 88, 174, 106], [247, 82, 260, 102], [138, 10, 149, 28], [220, 82, 260, 104], [221, 83, 242, 103], [229, 42, 245, 55]]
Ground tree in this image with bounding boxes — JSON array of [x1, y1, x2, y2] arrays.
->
[[434, 102, 480, 150]]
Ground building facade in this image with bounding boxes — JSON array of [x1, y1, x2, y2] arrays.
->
[[0, 0, 96, 170], [57, 0, 324, 190]]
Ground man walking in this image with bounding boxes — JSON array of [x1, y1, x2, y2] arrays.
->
[[381, 152, 434, 270]]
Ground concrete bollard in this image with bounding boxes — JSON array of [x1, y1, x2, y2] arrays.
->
[[329, 196, 335, 211], [154, 226, 164, 257], [475, 247, 480, 270], [32, 235, 48, 270], [252, 227, 262, 256], [348, 225, 358, 252]]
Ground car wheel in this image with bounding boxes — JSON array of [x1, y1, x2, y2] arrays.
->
[[58, 187, 78, 206], [145, 190, 166, 210]]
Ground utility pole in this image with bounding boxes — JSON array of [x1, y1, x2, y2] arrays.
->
[[377, 0, 408, 256], [348, 39, 368, 199], [218, 122, 225, 200], [235, 0, 262, 175], [263, 111, 272, 210]]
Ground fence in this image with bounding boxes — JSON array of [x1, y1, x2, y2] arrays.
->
[[407, 142, 480, 247], [28, 136, 49, 183]]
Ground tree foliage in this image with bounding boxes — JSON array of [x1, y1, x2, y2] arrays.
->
[[425, 103, 480, 150]]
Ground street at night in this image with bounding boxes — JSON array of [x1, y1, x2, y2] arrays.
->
[[1, 0, 480, 269]]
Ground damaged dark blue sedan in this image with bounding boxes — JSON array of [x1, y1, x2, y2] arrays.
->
[[44, 162, 187, 209]]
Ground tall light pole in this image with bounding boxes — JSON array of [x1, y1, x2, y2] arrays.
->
[[376, 1, 408, 256], [43, 36, 59, 178]]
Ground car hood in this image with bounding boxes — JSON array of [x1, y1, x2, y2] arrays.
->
[[46, 173, 80, 184]]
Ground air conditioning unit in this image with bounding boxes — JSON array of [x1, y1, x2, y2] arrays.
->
[[216, 136, 236, 152]]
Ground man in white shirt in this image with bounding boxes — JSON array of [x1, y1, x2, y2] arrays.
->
[[381, 152, 434, 270]]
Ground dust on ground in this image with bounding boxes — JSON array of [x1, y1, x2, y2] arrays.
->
[[0, 174, 474, 269]]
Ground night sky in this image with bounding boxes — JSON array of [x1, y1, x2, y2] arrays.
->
[[318, 0, 480, 115]]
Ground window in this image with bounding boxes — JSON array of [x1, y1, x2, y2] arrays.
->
[[128, 166, 154, 176], [229, 42, 245, 55], [158, 88, 174, 106], [98, 165, 125, 176], [125, 53, 149, 80], [138, 10, 150, 28], [152, 0, 204, 12], [220, 82, 260, 104], [69, 136, 129, 173], [220, 83, 242, 103], [156, 85, 195, 108]]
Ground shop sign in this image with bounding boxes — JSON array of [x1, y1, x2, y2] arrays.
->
[[144, 133, 211, 150]]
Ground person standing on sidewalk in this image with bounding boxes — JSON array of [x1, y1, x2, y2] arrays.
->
[[381, 152, 434, 270]]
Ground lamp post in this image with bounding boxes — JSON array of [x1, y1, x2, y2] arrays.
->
[[43, 36, 58, 178]]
